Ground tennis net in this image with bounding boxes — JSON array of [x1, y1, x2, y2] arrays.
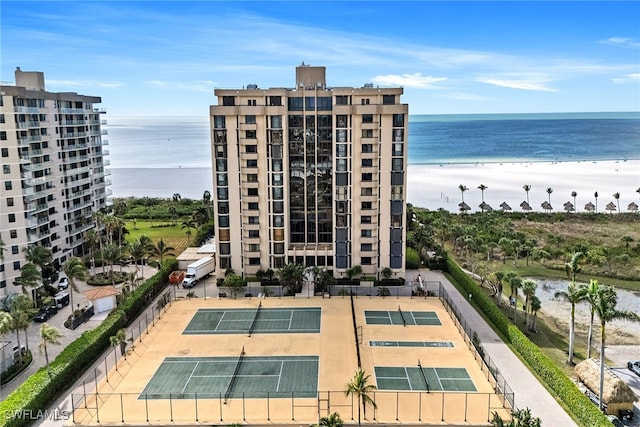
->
[[248, 301, 262, 336], [398, 305, 406, 327], [224, 346, 245, 402], [418, 359, 430, 392]]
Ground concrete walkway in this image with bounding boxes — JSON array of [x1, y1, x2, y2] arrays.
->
[[422, 269, 577, 426]]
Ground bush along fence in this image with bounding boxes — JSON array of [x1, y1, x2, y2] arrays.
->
[[446, 258, 612, 427], [0, 259, 177, 427]]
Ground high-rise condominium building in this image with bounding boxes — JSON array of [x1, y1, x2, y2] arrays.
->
[[210, 64, 408, 279], [0, 68, 110, 293]]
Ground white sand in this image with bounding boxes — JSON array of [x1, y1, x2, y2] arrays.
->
[[407, 159, 640, 212]]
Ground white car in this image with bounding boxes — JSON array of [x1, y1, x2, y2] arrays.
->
[[628, 360, 640, 377], [57, 277, 69, 290]]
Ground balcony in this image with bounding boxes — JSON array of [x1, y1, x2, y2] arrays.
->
[[26, 201, 48, 214], [60, 120, 84, 126], [17, 135, 42, 144], [61, 142, 89, 152], [16, 121, 41, 130], [14, 106, 39, 114], [59, 108, 87, 114], [24, 175, 49, 186], [67, 199, 93, 212]]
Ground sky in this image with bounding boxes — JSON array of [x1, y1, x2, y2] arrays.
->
[[1, 1, 639, 117]]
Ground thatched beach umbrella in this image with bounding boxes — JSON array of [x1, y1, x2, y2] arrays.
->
[[584, 201, 595, 212], [563, 201, 575, 213], [541, 201, 552, 212], [479, 201, 493, 212], [499, 202, 512, 212], [574, 359, 638, 415], [458, 201, 471, 213], [520, 201, 532, 212], [605, 202, 617, 213], [627, 202, 638, 212]]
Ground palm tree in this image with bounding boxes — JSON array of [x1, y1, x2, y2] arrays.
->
[[565, 251, 584, 284], [110, 328, 128, 359], [478, 184, 488, 211], [584, 279, 600, 359], [458, 184, 468, 204], [571, 191, 577, 213], [528, 296, 541, 332], [523, 184, 531, 205], [0, 311, 13, 373], [181, 219, 196, 242], [492, 408, 541, 427], [63, 257, 88, 320], [148, 238, 176, 268], [39, 323, 63, 378], [508, 274, 522, 322], [10, 294, 35, 366], [594, 191, 599, 213], [613, 192, 621, 213], [591, 285, 640, 410], [545, 187, 553, 206], [84, 228, 100, 272], [521, 279, 537, 327], [319, 412, 344, 427], [128, 239, 148, 278], [15, 263, 41, 295], [344, 369, 377, 427], [555, 282, 587, 364]]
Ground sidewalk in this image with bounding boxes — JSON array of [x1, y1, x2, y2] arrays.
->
[[421, 269, 577, 426]]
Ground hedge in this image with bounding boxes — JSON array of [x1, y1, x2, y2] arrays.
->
[[446, 258, 611, 427], [0, 259, 176, 427]]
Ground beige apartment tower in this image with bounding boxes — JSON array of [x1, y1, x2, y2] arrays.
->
[[210, 64, 408, 280], [0, 68, 110, 293]]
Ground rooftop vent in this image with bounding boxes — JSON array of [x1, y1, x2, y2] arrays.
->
[[363, 83, 374, 88], [246, 84, 258, 89]]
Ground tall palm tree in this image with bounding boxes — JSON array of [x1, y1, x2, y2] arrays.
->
[[565, 252, 584, 284], [571, 191, 577, 213], [478, 184, 488, 210], [521, 279, 537, 327], [613, 192, 621, 213], [15, 263, 41, 295], [508, 274, 522, 322], [344, 369, 377, 427], [554, 282, 586, 365], [0, 311, 14, 373], [110, 328, 128, 358], [39, 323, 63, 378], [529, 296, 541, 332], [458, 184, 468, 204], [63, 257, 88, 320], [10, 294, 35, 366], [22, 245, 53, 286], [181, 219, 196, 242], [591, 285, 640, 410], [584, 279, 600, 359], [594, 191, 599, 213], [84, 228, 100, 272], [148, 238, 176, 268], [545, 187, 553, 205], [523, 184, 531, 205]]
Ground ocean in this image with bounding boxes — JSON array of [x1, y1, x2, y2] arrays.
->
[[107, 113, 640, 209]]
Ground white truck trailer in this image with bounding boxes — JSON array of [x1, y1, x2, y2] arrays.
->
[[181, 256, 216, 288]]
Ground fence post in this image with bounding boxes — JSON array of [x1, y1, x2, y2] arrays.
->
[[120, 393, 125, 423], [195, 393, 198, 422]]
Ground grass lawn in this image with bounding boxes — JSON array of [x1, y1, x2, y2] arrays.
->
[[125, 220, 191, 254]]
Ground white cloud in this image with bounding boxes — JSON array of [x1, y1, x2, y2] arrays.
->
[[147, 80, 168, 87], [612, 73, 640, 84], [476, 77, 558, 92], [371, 73, 447, 89], [440, 92, 491, 102], [48, 79, 123, 89], [599, 37, 640, 49]]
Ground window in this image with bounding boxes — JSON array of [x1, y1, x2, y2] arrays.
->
[[361, 216, 372, 224], [383, 94, 395, 105], [274, 242, 284, 254], [361, 173, 373, 182], [245, 130, 256, 139], [273, 215, 284, 227], [336, 144, 347, 157], [216, 173, 228, 186], [393, 114, 404, 127], [0, 131, 6, 140], [247, 99, 257, 106], [362, 144, 373, 153], [218, 216, 229, 227], [248, 202, 259, 210], [218, 201, 229, 214], [269, 96, 281, 106], [10, 230, 17, 238], [392, 143, 403, 157], [217, 188, 228, 200], [2, 165, 9, 174], [362, 114, 373, 123], [270, 115, 282, 128], [336, 130, 347, 143], [361, 243, 373, 252], [336, 95, 349, 105], [249, 258, 261, 266], [336, 173, 348, 186], [361, 229, 372, 238], [247, 159, 258, 168], [305, 97, 315, 110], [361, 257, 373, 265], [317, 97, 332, 111], [273, 187, 283, 200], [288, 97, 303, 111], [216, 159, 227, 172], [247, 188, 259, 196], [272, 159, 282, 171], [392, 158, 403, 171], [246, 145, 257, 153], [248, 230, 260, 238], [336, 159, 347, 172], [222, 96, 235, 106], [362, 129, 373, 138], [245, 115, 256, 124], [11, 246, 18, 255], [219, 243, 231, 255], [361, 98, 370, 105], [4, 181, 11, 191], [247, 174, 258, 182], [272, 173, 282, 186], [248, 216, 259, 224], [393, 129, 404, 142], [13, 261, 20, 270], [362, 159, 373, 167], [1, 148, 8, 157], [361, 201, 372, 210], [273, 201, 284, 213], [361, 187, 373, 196], [248, 244, 260, 252], [214, 116, 226, 128]]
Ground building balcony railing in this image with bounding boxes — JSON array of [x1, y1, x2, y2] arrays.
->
[[26, 201, 48, 214], [101, 129, 108, 135], [27, 229, 53, 243], [59, 108, 87, 114], [18, 135, 42, 144], [62, 142, 89, 152], [60, 120, 85, 126], [14, 106, 40, 114], [67, 199, 93, 212], [61, 131, 88, 138], [23, 175, 49, 187], [16, 121, 41, 129]]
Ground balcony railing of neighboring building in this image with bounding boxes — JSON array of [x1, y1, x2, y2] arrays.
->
[[59, 108, 88, 114], [16, 121, 41, 130], [60, 119, 85, 126], [13, 106, 40, 114]]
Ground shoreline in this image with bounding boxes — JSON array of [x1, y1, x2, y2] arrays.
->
[[109, 159, 640, 212]]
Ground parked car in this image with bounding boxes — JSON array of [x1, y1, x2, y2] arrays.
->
[[627, 360, 640, 377], [34, 305, 58, 322], [607, 415, 625, 427], [57, 277, 69, 290]]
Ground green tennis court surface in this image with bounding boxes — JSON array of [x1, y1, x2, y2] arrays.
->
[[364, 310, 441, 326], [140, 356, 319, 399], [370, 341, 453, 348], [183, 307, 321, 334], [374, 366, 476, 392]]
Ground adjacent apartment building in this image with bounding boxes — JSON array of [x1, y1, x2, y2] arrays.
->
[[210, 64, 408, 279], [0, 67, 110, 293]]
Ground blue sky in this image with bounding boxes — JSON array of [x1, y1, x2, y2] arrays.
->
[[1, 1, 639, 116]]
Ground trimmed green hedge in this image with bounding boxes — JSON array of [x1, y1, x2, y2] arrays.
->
[[446, 259, 610, 427], [0, 259, 176, 427]]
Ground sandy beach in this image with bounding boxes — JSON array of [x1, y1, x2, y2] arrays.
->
[[407, 159, 640, 212]]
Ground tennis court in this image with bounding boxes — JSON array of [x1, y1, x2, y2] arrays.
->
[[374, 365, 477, 392], [364, 308, 441, 326], [140, 355, 319, 399], [183, 306, 321, 334], [369, 340, 453, 348]]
